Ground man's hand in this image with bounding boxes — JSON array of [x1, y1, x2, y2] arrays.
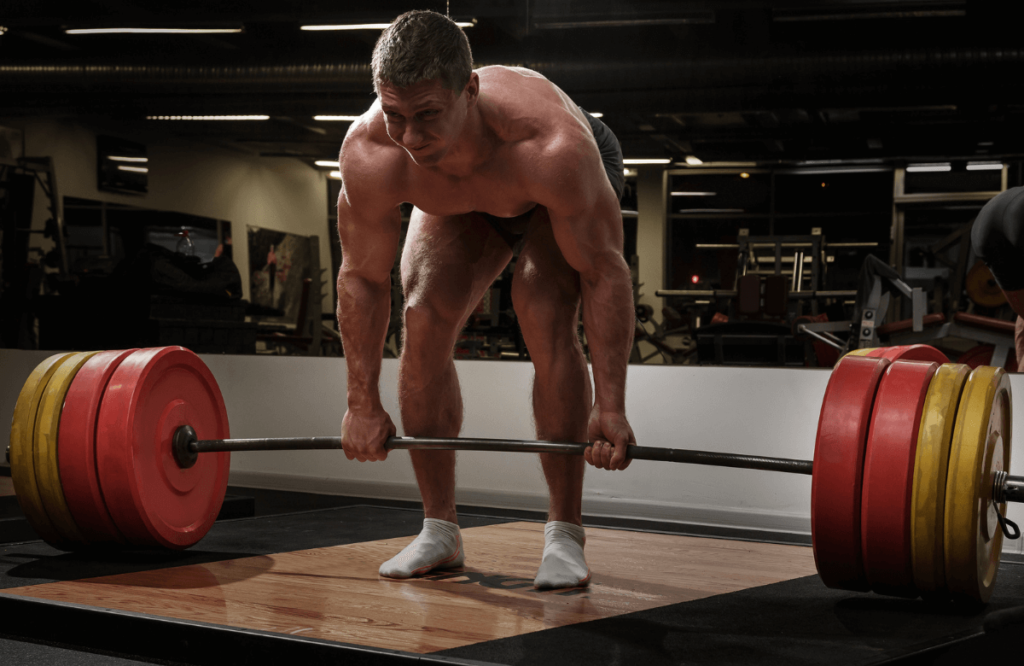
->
[[341, 407, 397, 462], [584, 407, 636, 471]]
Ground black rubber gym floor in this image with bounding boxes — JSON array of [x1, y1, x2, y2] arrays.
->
[[0, 493, 1022, 665]]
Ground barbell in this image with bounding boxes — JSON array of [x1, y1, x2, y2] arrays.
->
[[6, 344, 1018, 603]]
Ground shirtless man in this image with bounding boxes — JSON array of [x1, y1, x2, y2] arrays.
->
[[973, 186, 1024, 365], [336, 10, 636, 589]]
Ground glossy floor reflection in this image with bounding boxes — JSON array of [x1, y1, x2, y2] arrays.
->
[[0, 522, 817, 653]]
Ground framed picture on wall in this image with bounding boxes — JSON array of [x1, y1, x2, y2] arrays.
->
[[247, 226, 318, 323]]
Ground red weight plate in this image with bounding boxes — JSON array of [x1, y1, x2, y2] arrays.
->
[[58, 349, 137, 545], [863, 345, 948, 364], [97, 347, 230, 549], [811, 354, 890, 591], [957, 344, 1018, 373], [861, 359, 939, 596]]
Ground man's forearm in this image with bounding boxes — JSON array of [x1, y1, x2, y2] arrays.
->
[[580, 259, 634, 413], [337, 268, 393, 411]]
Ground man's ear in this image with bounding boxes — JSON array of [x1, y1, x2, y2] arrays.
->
[[463, 72, 480, 107]]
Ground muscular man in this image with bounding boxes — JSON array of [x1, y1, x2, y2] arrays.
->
[[336, 10, 636, 589], [973, 186, 1024, 365]]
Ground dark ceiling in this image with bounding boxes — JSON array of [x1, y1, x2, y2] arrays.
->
[[2, 0, 1023, 167]]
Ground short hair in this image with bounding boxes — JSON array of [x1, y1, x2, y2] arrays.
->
[[371, 10, 473, 95]]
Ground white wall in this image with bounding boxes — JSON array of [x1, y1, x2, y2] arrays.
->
[[4, 349, 1022, 550], [2, 118, 335, 311]]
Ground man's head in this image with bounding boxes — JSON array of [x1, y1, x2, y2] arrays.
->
[[372, 10, 473, 96], [373, 11, 478, 166]]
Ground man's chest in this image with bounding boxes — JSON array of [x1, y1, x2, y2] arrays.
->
[[402, 161, 537, 220]]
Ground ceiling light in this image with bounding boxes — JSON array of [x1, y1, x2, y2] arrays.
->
[[107, 156, 149, 163], [684, 155, 703, 166], [534, 13, 714, 29], [679, 208, 745, 214], [739, 172, 750, 179], [0, 27, 7, 35], [774, 8, 964, 21], [147, 115, 270, 121], [779, 165, 891, 175], [589, 112, 604, 118], [623, 158, 670, 165], [315, 160, 340, 168], [117, 165, 149, 173], [623, 168, 637, 177], [67, 27, 243, 34], [671, 191, 716, 197], [329, 171, 342, 179], [314, 115, 360, 122], [966, 162, 1003, 171], [906, 163, 951, 173], [302, 21, 474, 31]]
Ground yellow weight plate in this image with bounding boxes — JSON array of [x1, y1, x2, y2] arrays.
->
[[33, 351, 100, 546], [9, 352, 77, 547], [944, 365, 1012, 603], [911, 363, 969, 596]]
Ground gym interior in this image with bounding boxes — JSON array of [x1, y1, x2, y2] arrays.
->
[[2, 2, 1024, 664]]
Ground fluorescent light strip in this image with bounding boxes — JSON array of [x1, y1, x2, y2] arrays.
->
[[315, 160, 340, 168], [671, 191, 716, 197], [779, 166, 891, 175], [147, 115, 270, 121], [314, 115, 360, 122], [329, 171, 342, 179], [966, 162, 1003, 171], [679, 208, 745, 214], [108, 155, 149, 163], [684, 156, 703, 165], [906, 163, 951, 173], [302, 22, 474, 31], [67, 27, 243, 34], [117, 165, 149, 173], [589, 112, 604, 118], [623, 158, 671, 165]]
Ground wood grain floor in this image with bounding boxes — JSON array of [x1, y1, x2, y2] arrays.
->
[[1, 522, 818, 654]]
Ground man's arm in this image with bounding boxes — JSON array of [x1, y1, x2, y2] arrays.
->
[[336, 144, 403, 461], [532, 134, 637, 470]]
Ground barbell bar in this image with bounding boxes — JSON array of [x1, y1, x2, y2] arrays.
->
[[173, 426, 816, 475], [173, 429, 1024, 503]]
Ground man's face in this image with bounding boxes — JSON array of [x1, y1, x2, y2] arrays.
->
[[378, 78, 467, 166]]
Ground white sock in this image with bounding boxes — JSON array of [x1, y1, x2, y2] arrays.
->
[[534, 521, 590, 589], [379, 518, 465, 579]]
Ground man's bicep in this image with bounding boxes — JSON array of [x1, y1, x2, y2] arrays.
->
[[337, 193, 402, 284], [546, 194, 625, 278]]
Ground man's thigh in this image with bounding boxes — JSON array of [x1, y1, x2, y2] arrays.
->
[[401, 208, 513, 323], [511, 206, 581, 308]]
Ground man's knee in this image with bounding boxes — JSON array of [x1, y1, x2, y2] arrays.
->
[[512, 288, 579, 341]]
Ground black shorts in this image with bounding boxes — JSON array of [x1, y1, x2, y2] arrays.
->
[[972, 187, 1024, 291], [480, 107, 625, 247]]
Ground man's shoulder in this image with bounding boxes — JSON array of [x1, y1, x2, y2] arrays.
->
[[339, 105, 406, 200], [341, 105, 399, 164], [479, 71, 590, 162]]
